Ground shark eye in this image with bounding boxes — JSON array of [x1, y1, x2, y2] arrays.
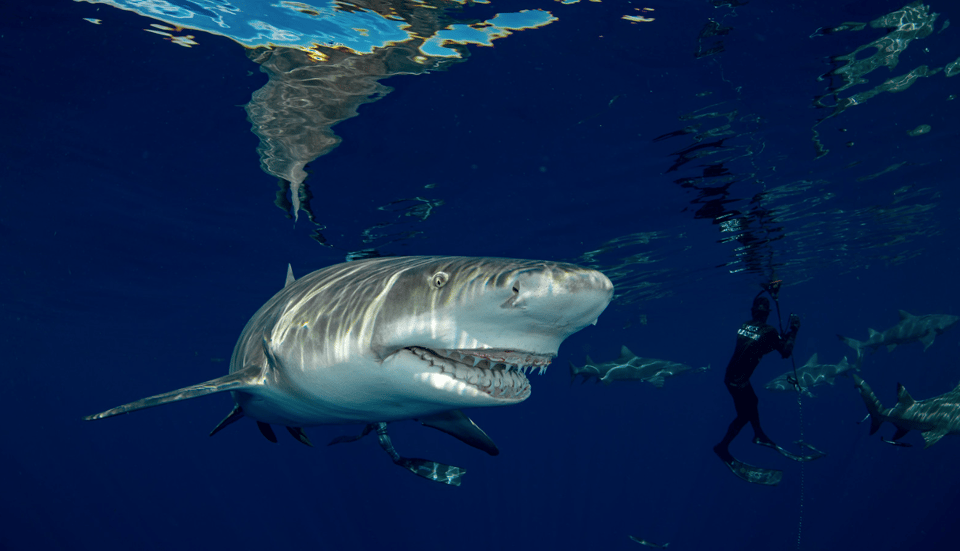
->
[[432, 271, 449, 288], [512, 282, 520, 294]]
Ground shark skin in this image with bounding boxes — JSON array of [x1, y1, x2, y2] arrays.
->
[[838, 310, 958, 358], [852, 373, 960, 448], [765, 353, 860, 397], [569, 345, 709, 387], [86, 256, 614, 450]]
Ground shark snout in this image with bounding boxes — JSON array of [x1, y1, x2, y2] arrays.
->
[[508, 265, 614, 328]]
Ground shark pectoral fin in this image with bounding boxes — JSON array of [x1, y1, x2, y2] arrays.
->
[[922, 429, 948, 448], [286, 427, 314, 447], [649, 376, 665, 389], [84, 365, 263, 421], [209, 405, 244, 437], [919, 332, 935, 351], [418, 410, 500, 456], [257, 421, 278, 443]]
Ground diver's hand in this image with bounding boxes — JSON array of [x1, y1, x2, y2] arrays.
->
[[788, 313, 801, 332]]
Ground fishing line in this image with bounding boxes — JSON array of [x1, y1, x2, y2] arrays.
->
[[762, 282, 805, 550]]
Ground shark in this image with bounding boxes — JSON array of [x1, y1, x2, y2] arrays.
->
[[86, 256, 613, 483], [569, 345, 709, 387], [765, 353, 860, 397], [838, 310, 958, 358], [852, 373, 960, 448]]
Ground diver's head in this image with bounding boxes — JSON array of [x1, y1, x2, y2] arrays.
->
[[751, 296, 771, 323]]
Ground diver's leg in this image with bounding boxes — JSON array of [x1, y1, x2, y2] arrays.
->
[[715, 384, 748, 463], [742, 382, 774, 444]]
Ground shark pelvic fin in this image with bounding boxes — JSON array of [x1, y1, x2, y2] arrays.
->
[[209, 405, 244, 437], [257, 421, 278, 443], [286, 426, 314, 447], [418, 410, 500, 456], [891, 427, 910, 441], [84, 365, 264, 421]]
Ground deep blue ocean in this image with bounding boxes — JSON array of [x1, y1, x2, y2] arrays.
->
[[3, 1, 960, 550]]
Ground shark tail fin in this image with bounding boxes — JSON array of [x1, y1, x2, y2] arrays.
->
[[837, 334, 865, 360], [851, 374, 885, 435], [84, 365, 262, 421]]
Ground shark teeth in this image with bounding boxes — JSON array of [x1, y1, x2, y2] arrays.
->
[[408, 347, 552, 400]]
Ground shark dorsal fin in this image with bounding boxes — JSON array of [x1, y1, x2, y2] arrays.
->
[[868, 328, 880, 338], [804, 353, 818, 367], [619, 345, 636, 360], [285, 264, 296, 288], [585, 355, 595, 365], [898, 309, 914, 320], [896, 383, 916, 407]]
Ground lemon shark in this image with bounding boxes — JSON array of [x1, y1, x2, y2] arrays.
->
[[764, 353, 860, 397], [853, 373, 960, 448], [569, 345, 709, 387], [838, 310, 958, 358], [86, 256, 614, 484]]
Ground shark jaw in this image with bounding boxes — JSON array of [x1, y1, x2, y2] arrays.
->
[[404, 346, 554, 402]]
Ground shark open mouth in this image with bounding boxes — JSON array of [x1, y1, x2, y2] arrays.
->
[[407, 346, 553, 400]]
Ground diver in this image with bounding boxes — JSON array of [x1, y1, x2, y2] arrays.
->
[[713, 294, 820, 485]]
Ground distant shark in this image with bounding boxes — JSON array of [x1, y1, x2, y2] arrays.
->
[[838, 310, 958, 358], [86, 256, 613, 484], [765, 353, 860, 397], [569, 345, 709, 387], [852, 373, 960, 447]]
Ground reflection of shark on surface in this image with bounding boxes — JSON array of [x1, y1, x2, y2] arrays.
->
[[765, 353, 860, 397], [569, 346, 709, 387], [86, 257, 613, 484], [629, 535, 669, 548], [838, 310, 958, 358], [853, 373, 960, 448]]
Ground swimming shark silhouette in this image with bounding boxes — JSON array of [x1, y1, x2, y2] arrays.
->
[[765, 353, 860, 397], [86, 256, 613, 482], [838, 310, 958, 358], [569, 345, 708, 387], [852, 373, 960, 448]]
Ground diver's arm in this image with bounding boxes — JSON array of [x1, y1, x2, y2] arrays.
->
[[777, 313, 801, 358]]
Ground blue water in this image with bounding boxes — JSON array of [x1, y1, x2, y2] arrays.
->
[[3, 1, 960, 549]]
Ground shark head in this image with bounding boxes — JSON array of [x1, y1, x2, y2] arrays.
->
[[237, 256, 614, 424]]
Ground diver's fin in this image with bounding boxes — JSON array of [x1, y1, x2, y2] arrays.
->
[[721, 457, 783, 485], [257, 421, 278, 443], [84, 365, 263, 421], [754, 437, 826, 462], [418, 410, 499, 456], [373, 422, 465, 486], [209, 405, 244, 437], [286, 426, 314, 447]]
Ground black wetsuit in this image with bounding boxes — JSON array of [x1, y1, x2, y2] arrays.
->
[[715, 319, 797, 463]]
